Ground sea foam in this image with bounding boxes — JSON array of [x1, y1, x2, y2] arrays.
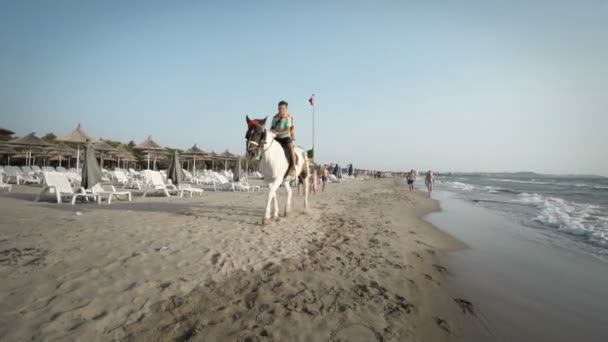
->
[[515, 193, 607, 247]]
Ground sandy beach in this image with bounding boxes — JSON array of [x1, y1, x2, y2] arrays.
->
[[0, 178, 486, 341]]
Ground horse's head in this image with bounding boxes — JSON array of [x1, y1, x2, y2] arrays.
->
[[245, 115, 268, 158]]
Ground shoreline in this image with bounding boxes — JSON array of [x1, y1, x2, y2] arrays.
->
[[0, 178, 485, 341]]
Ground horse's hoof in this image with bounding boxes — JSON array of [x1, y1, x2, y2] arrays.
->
[[262, 218, 269, 225]]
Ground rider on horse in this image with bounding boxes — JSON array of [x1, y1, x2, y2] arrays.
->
[[271, 100, 297, 177]]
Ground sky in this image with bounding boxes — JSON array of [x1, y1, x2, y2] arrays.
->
[[1, 0, 607, 175]]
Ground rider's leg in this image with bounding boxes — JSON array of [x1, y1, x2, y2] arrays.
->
[[288, 142, 297, 176]]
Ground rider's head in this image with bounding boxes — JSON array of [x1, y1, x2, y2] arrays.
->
[[278, 101, 288, 115]]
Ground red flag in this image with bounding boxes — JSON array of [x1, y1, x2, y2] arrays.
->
[[308, 95, 315, 106]]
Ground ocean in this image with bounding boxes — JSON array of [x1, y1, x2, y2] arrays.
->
[[435, 172, 608, 259]]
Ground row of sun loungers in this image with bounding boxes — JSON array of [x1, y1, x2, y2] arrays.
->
[[34, 172, 132, 205], [2, 165, 364, 204]]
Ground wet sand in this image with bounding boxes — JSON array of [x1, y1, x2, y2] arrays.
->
[[0, 178, 484, 341], [426, 190, 608, 342]]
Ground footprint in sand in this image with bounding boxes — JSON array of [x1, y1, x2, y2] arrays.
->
[[423, 273, 440, 285], [411, 251, 423, 259], [454, 298, 476, 316], [414, 240, 433, 248], [330, 323, 380, 342], [433, 316, 451, 334], [211, 252, 221, 265], [255, 307, 276, 326], [432, 264, 448, 274], [0, 247, 48, 266]]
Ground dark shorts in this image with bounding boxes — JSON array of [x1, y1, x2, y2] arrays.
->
[[275, 137, 292, 146], [407, 180, 414, 185], [322, 176, 328, 183]]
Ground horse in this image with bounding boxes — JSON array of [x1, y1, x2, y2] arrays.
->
[[245, 115, 309, 224]]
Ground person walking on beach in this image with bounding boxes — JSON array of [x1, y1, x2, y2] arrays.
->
[[310, 169, 319, 194], [322, 166, 329, 192], [271, 100, 297, 176], [406, 169, 416, 191], [425, 170, 435, 197]]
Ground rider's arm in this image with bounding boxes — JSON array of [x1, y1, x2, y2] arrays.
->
[[270, 116, 279, 133]]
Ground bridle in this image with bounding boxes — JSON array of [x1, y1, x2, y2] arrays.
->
[[246, 121, 273, 156]]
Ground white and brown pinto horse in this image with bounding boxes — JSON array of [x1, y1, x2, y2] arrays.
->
[[245, 116, 309, 224]]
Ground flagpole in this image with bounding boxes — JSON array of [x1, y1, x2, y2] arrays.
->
[[310, 94, 316, 162], [312, 102, 315, 158]]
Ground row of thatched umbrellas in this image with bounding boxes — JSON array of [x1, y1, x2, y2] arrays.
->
[[0, 125, 242, 173]]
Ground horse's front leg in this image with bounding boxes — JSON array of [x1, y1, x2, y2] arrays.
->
[[283, 179, 293, 216], [303, 176, 309, 210], [263, 181, 281, 225]]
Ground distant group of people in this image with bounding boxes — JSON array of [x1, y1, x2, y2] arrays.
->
[[405, 169, 435, 197]]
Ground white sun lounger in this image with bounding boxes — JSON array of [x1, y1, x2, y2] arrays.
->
[[113, 170, 141, 189], [4, 166, 41, 184], [0, 176, 11, 192], [178, 184, 204, 197], [233, 181, 261, 192], [90, 184, 132, 204], [142, 171, 184, 197], [211, 172, 236, 191], [35, 172, 95, 204]]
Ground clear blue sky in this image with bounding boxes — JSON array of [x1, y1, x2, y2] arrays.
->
[[1, 1, 607, 175]]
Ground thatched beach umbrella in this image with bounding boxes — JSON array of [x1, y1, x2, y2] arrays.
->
[[0, 142, 18, 165], [219, 150, 237, 171], [209, 151, 219, 171], [0, 127, 14, 141], [94, 140, 117, 169], [114, 144, 135, 169], [0, 128, 14, 135], [146, 151, 168, 170], [120, 155, 138, 169], [57, 123, 95, 173], [183, 143, 209, 177], [167, 150, 184, 187], [81, 140, 103, 189], [0, 144, 19, 154], [134, 136, 165, 170], [46, 142, 76, 167], [9, 132, 52, 167]]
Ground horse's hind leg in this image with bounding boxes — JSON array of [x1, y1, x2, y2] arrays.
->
[[283, 180, 293, 216], [272, 189, 279, 219]]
